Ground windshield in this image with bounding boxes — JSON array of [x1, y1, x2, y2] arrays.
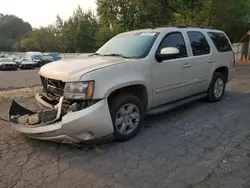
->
[[96, 32, 160, 58], [0, 58, 13, 62], [33, 55, 42, 60]]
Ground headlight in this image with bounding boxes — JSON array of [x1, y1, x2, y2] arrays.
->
[[64, 81, 95, 100]]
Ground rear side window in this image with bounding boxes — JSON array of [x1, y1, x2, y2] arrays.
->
[[208, 32, 232, 52], [187, 31, 211, 56]]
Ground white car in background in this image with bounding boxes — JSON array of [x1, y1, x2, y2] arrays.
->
[[0, 58, 18, 70], [26, 51, 44, 66], [19, 58, 37, 69]]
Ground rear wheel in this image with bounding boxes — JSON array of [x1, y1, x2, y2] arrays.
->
[[207, 72, 226, 102], [110, 93, 145, 142]]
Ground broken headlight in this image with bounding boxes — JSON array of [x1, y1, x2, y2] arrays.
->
[[64, 81, 94, 100]]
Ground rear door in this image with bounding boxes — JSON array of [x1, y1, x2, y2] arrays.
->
[[207, 32, 234, 71], [186, 31, 214, 94]]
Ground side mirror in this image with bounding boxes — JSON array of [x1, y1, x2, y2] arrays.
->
[[155, 47, 180, 62]]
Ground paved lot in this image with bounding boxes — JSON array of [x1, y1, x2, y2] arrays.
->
[[1, 64, 250, 188], [0, 69, 40, 90]]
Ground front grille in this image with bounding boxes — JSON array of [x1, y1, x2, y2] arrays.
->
[[5, 64, 14, 67], [40, 76, 47, 90], [40, 76, 65, 96]]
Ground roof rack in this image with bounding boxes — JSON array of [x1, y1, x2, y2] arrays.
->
[[177, 25, 216, 30]]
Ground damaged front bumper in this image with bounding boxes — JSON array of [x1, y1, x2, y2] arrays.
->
[[9, 95, 114, 143]]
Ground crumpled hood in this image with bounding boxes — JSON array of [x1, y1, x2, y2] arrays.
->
[[39, 55, 129, 81]]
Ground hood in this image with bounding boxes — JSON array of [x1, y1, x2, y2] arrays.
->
[[0, 62, 16, 65], [39, 55, 130, 81]]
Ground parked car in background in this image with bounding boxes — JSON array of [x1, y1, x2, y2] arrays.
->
[[26, 51, 43, 67], [0, 58, 18, 70], [35, 55, 54, 67], [14, 56, 23, 65], [19, 58, 37, 69], [43, 55, 54, 64], [10, 26, 235, 143], [43, 52, 61, 61]]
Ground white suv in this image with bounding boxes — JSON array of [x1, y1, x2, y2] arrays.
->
[[10, 26, 235, 143]]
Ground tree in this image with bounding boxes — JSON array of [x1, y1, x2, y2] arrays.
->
[[210, 0, 250, 42], [97, 0, 250, 42], [18, 26, 59, 52], [0, 14, 32, 51], [171, 0, 250, 41], [97, 0, 174, 31], [60, 6, 99, 52], [9, 1, 250, 52], [95, 24, 123, 48]]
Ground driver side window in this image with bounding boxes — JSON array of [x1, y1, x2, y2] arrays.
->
[[157, 32, 188, 59]]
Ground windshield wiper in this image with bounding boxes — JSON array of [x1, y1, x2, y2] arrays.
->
[[89, 52, 102, 56], [102, 53, 132, 59]]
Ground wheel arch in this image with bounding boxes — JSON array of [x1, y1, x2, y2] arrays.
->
[[107, 84, 149, 110], [214, 66, 229, 81]]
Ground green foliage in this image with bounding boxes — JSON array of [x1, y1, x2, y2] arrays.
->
[[2, 1, 250, 52], [171, 0, 250, 41], [96, 0, 173, 30], [60, 7, 99, 52], [18, 7, 99, 53], [16, 26, 58, 52], [97, 0, 250, 43], [95, 24, 123, 48], [0, 14, 32, 51]]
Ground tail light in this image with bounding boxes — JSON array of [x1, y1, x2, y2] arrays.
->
[[233, 51, 236, 67]]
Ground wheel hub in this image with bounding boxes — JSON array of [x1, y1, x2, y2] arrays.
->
[[214, 77, 224, 99], [115, 103, 140, 135]]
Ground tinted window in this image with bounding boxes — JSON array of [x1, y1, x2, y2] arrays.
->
[[158, 32, 187, 58], [208, 32, 232, 52], [187, 31, 210, 56]]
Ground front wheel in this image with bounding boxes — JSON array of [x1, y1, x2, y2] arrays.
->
[[110, 93, 145, 142], [207, 72, 226, 102]]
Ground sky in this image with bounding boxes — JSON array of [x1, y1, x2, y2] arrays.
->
[[0, 0, 97, 28]]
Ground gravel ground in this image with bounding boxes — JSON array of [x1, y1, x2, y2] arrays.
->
[[0, 69, 40, 90], [0, 64, 250, 188]]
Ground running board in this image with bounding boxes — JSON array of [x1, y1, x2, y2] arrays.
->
[[146, 93, 207, 116]]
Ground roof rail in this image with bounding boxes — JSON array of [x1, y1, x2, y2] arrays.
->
[[177, 25, 216, 30], [177, 25, 195, 28]]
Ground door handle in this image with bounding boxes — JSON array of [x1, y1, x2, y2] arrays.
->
[[209, 59, 215, 63], [183, 64, 192, 68]]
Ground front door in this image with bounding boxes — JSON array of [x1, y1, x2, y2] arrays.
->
[[152, 32, 194, 107]]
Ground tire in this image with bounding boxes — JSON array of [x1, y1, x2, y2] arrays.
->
[[109, 93, 145, 142], [207, 72, 226, 102]]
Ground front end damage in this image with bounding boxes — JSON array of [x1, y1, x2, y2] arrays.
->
[[9, 77, 114, 143]]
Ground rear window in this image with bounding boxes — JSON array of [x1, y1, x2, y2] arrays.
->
[[208, 32, 232, 52]]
